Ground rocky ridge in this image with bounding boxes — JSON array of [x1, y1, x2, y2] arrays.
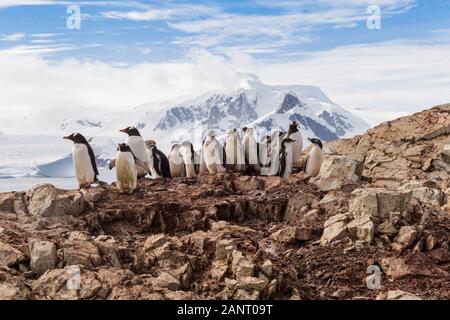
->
[[0, 104, 449, 300]]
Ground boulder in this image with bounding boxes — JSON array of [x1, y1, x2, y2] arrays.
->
[[62, 240, 102, 268], [270, 226, 312, 243], [236, 276, 267, 291], [27, 184, 86, 217], [284, 191, 320, 225], [347, 216, 375, 243], [349, 188, 413, 222], [29, 240, 58, 275], [376, 220, 398, 238], [233, 176, 265, 192], [215, 239, 236, 261], [231, 251, 254, 279], [386, 290, 422, 300], [152, 272, 181, 291], [144, 234, 168, 251], [0, 242, 25, 267], [94, 235, 121, 267], [0, 192, 27, 215], [392, 226, 418, 251], [320, 214, 349, 245], [261, 260, 273, 278], [411, 187, 446, 206], [310, 155, 361, 191]]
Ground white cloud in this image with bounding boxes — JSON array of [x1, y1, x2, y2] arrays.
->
[[0, 32, 26, 41], [1, 44, 76, 56]]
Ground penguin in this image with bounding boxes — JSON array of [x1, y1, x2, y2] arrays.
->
[[286, 121, 303, 164], [242, 127, 261, 174], [198, 139, 208, 175], [224, 129, 246, 172], [168, 144, 186, 178], [263, 130, 282, 176], [179, 141, 199, 178], [119, 126, 150, 178], [259, 135, 272, 169], [63, 133, 99, 189], [304, 137, 324, 177], [109, 143, 150, 194], [278, 137, 296, 178], [145, 140, 171, 178], [202, 130, 226, 174]]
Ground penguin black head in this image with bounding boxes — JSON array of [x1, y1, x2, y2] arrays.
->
[[120, 126, 141, 137], [117, 143, 132, 153], [308, 137, 323, 149], [288, 121, 299, 134], [241, 127, 248, 133], [63, 133, 88, 145]]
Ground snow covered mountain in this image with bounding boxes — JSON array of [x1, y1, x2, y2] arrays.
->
[[2, 74, 369, 178]]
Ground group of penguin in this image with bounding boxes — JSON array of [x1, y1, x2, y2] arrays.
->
[[63, 121, 324, 194]]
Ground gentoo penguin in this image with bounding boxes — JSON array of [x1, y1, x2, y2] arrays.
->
[[145, 140, 171, 178], [168, 144, 186, 178], [63, 133, 99, 189], [242, 127, 261, 174], [304, 138, 324, 177], [286, 121, 303, 163], [119, 126, 150, 178], [278, 137, 296, 178], [109, 143, 150, 194], [202, 130, 226, 174], [259, 135, 272, 169], [179, 141, 199, 178], [224, 129, 246, 172]]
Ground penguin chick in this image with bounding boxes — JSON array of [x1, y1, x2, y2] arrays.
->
[[203, 130, 226, 174], [242, 127, 261, 174], [224, 128, 246, 172], [109, 143, 150, 194], [63, 133, 99, 189], [145, 140, 172, 178], [304, 137, 324, 177], [119, 126, 150, 178], [168, 144, 186, 178], [179, 141, 198, 178], [278, 138, 296, 178]]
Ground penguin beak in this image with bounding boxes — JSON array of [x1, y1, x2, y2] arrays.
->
[[63, 135, 72, 141], [119, 128, 128, 134], [308, 137, 313, 143]]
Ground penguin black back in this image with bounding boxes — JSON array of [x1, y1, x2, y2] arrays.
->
[[64, 133, 99, 180]]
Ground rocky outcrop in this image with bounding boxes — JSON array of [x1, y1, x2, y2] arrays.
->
[[0, 104, 449, 300]]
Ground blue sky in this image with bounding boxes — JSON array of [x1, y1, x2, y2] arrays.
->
[[0, 0, 449, 62], [0, 0, 449, 126]]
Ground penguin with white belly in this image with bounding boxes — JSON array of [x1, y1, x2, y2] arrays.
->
[[304, 138, 324, 177], [286, 121, 303, 164], [63, 133, 99, 189], [242, 127, 261, 174], [278, 137, 296, 178], [145, 140, 172, 178], [179, 141, 199, 178], [119, 126, 150, 178], [168, 144, 186, 178], [109, 143, 150, 194], [202, 130, 226, 174], [224, 129, 246, 172]]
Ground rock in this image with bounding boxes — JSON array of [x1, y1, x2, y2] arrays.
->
[[270, 226, 312, 243], [0, 242, 25, 267], [310, 155, 361, 191], [392, 226, 418, 251], [29, 240, 58, 275], [144, 234, 169, 251], [411, 187, 446, 206], [233, 289, 260, 300], [81, 187, 106, 203], [236, 276, 267, 291], [62, 240, 102, 268], [94, 235, 121, 267], [31, 266, 81, 300], [231, 251, 254, 279], [152, 272, 181, 291], [284, 191, 320, 225], [320, 214, 349, 245], [68, 231, 91, 241], [215, 239, 235, 261], [350, 188, 413, 222], [0, 282, 28, 300], [379, 257, 435, 280], [265, 176, 283, 190], [27, 184, 86, 217], [210, 260, 229, 281], [347, 216, 375, 243], [376, 220, 398, 238], [234, 176, 265, 192], [261, 260, 273, 278], [0, 192, 27, 215], [440, 143, 450, 163], [386, 290, 422, 300]]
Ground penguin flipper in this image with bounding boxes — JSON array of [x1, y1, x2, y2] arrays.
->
[[109, 159, 116, 170], [152, 149, 162, 177], [135, 159, 150, 174], [87, 143, 99, 176], [302, 155, 310, 172], [279, 152, 286, 177]]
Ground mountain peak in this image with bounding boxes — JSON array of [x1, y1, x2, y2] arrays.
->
[[235, 73, 265, 90]]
